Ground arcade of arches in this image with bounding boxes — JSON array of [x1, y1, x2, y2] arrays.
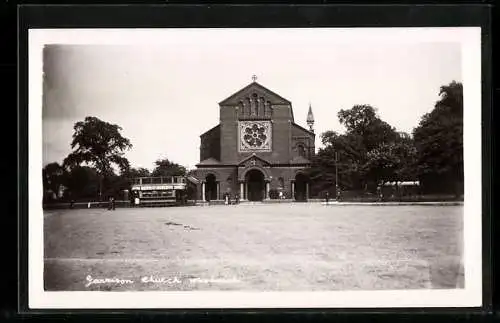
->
[[199, 170, 311, 202]]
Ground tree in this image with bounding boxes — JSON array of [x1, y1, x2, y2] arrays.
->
[[413, 81, 463, 195], [63, 166, 100, 201], [311, 130, 366, 191], [310, 105, 401, 193], [125, 167, 151, 178], [338, 104, 399, 151], [363, 143, 400, 185], [102, 173, 131, 200], [392, 133, 418, 181], [63, 117, 132, 175], [151, 159, 187, 177], [361, 134, 417, 186], [63, 116, 133, 198]]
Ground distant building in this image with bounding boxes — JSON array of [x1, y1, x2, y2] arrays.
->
[[191, 78, 315, 202]]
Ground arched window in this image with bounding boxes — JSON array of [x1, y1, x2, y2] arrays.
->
[[297, 144, 306, 157], [239, 101, 244, 117]]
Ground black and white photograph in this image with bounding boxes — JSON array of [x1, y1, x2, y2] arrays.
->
[[28, 27, 482, 308]]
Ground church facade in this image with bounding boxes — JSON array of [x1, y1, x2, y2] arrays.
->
[[191, 79, 315, 202]]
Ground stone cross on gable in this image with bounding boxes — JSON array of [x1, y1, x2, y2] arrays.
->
[[252, 75, 257, 82]]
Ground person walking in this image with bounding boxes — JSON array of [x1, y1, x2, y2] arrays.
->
[[377, 185, 383, 202], [108, 196, 116, 210]]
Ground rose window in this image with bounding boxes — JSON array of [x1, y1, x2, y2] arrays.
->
[[239, 121, 272, 151], [243, 124, 267, 147]]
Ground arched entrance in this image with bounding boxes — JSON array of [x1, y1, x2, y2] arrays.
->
[[205, 174, 218, 201], [294, 173, 309, 201], [246, 169, 265, 201]]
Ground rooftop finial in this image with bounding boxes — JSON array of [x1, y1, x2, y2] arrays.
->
[[252, 75, 257, 82], [307, 102, 315, 132]]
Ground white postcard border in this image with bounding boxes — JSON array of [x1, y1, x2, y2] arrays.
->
[[28, 27, 483, 309]]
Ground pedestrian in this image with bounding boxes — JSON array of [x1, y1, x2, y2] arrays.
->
[[325, 191, 329, 204], [377, 185, 383, 202], [111, 197, 116, 210]]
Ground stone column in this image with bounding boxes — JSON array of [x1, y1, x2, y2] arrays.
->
[[266, 101, 272, 118], [291, 181, 295, 200], [201, 182, 206, 202], [216, 182, 220, 200], [240, 182, 245, 200], [265, 182, 270, 200]]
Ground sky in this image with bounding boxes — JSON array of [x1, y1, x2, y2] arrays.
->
[[41, 29, 462, 171]]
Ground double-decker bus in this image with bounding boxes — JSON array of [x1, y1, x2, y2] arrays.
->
[[131, 176, 187, 206]]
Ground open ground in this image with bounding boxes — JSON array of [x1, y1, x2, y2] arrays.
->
[[44, 204, 463, 291]]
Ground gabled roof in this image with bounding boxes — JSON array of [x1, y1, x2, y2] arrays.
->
[[219, 81, 291, 106], [196, 157, 221, 166], [292, 122, 315, 136], [200, 124, 220, 138], [237, 153, 272, 166]]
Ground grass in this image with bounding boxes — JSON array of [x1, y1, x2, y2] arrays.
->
[[44, 204, 463, 291]]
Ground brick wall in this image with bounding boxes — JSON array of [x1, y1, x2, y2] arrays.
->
[[291, 124, 316, 159], [200, 125, 220, 161], [218, 103, 295, 164], [219, 106, 238, 164]]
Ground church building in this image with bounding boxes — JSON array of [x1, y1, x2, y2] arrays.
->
[[192, 77, 315, 202]]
